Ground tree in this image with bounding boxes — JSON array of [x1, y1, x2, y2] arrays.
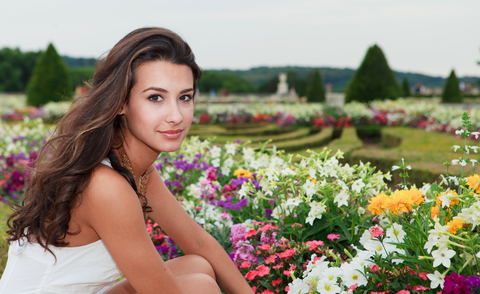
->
[[0, 48, 39, 92], [402, 78, 411, 97], [345, 44, 400, 103], [306, 70, 326, 103], [286, 71, 307, 97], [442, 70, 462, 103], [26, 43, 72, 106]]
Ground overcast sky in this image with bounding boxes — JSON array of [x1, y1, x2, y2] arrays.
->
[[2, 0, 479, 77]]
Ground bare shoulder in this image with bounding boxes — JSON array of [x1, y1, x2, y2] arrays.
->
[[81, 164, 142, 225]]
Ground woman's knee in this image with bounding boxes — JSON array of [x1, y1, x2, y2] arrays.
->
[[166, 254, 216, 280], [177, 273, 221, 294]]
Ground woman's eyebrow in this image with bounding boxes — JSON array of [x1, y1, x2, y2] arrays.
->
[[142, 87, 194, 94]]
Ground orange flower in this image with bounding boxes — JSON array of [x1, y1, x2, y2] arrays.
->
[[431, 205, 440, 219], [446, 218, 464, 234], [436, 191, 459, 207], [367, 193, 389, 216], [467, 174, 480, 193], [233, 169, 253, 178], [386, 190, 414, 215], [308, 176, 317, 184], [407, 188, 425, 206]]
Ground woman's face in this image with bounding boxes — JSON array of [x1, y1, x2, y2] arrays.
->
[[120, 60, 194, 154]]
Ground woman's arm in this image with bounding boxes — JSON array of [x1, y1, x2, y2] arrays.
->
[[145, 165, 254, 294], [83, 166, 187, 294]]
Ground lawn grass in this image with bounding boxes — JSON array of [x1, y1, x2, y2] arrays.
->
[[0, 203, 12, 277]]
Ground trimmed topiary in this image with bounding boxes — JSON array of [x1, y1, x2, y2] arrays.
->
[[402, 78, 411, 97], [27, 43, 72, 107], [345, 44, 400, 103], [306, 70, 326, 103], [442, 70, 462, 103]]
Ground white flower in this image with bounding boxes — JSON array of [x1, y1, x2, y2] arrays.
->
[[471, 159, 478, 166], [306, 201, 326, 225], [470, 146, 479, 153], [419, 183, 431, 196], [452, 145, 461, 152], [438, 192, 454, 208], [303, 179, 316, 197], [209, 146, 222, 158], [281, 168, 296, 176], [316, 279, 341, 294], [364, 240, 396, 258], [432, 245, 456, 268], [477, 251, 480, 258], [427, 270, 445, 289], [351, 179, 365, 193], [320, 267, 342, 282], [288, 279, 310, 294], [391, 165, 400, 171], [334, 190, 349, 207], [472, 132, 480, 139], [211, 158, 220, 167], [309, 168, 317, 179], [224, 143, 236, 155], [238, 184, 250, 198], [460, 160, 467, 166], [386, 223, 406, 242], [341, 263, 368, 287], [455, 129, 465, 135]]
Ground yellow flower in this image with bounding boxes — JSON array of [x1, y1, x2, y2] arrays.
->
[[407, 188, 424, 206], [233, 169, 253, 178], [467, 174, 480, 193], [367, 193, 389, 216], [446, 218, 464, 234], [386, 190, 414, 215], [308, 176, 317, 184]]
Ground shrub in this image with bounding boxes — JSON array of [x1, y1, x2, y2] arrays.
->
[[442, 69, 462, 103], [345, 44, 400, 103], [26, 43, 72, 107], [402, 78, 411, 97], [306, 70, 325, 102]]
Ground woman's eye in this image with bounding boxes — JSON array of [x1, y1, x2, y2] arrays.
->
[[180, 95, 192, 101], [148, 94, 163, 102]]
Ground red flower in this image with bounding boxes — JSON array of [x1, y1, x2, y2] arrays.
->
[[273, 264, 283, 269], [260, 290, 274, 294], [291, 223, 302, 228], [240, 261, 251, 268], [370, 264, 380, 273], [245, 270, 258, 281], [260, 224, 278, 232], [348, 283, 358, 292], [278, 249, 296, 259], [369, 227, 384, 238], [258, 244, 271, 251], [306, 240, 324, 250], [265, 255, 277, 264], [418, 272, 428, 281], [245, 229, 258, 238], [283, 264, 297, 277], [272, 279, 282, 286], [256, 265, 270, 277], [412, 285, 430, 291]]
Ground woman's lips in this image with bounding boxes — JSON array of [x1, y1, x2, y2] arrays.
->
[[159, 129, 182, 139]]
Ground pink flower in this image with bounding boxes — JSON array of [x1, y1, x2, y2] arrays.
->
[[260, 224, 278, 232], [245, 270, 258, 281], [278, 249, 296, 259], [306, 240, 324, 250], [240, 261, 251, 268], [260, 290, 274, 294], [265, 255, 277, 264], [412, 285, 430, 291], [291, 223, 302, 228], [348, 283, 358, 292], [369, 226, 384, 238], [283, 264, 296, 277], [256, 264, 270, 277], [370, 264, 380, 273], [327, 234, 340, 240], [418, 272, 428, 280], [245, 229, 258, 238], [397, 291, 410, 294]]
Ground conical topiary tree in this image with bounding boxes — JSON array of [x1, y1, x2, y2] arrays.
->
[[27, 43, 72, 107], [402, 78, 411, 97], [345, 44, 400, 103], [442, 70, 462, 103], [306, 70, 326, 103]]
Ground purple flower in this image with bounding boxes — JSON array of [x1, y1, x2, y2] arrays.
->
[[224, 202, 233, 210], [444, 273, 471, 294], [265, 208, 272, 218], [233, 202, 242, 211], [466, 276, 480, 291], [173, 181, 181, 187], [239, 198, 248, 206], [235, 140, 241, 144], [216, 200, 225, 207], [164, 180, 172, 186]]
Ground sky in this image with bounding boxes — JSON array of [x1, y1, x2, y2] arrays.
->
[[1, 0, 479, 78]]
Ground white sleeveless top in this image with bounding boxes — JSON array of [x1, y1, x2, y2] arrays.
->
[[0, 159, 123, 293]]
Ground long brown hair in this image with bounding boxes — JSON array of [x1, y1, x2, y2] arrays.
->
[[6, 27, 202, 255]]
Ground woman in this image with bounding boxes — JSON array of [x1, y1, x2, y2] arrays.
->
[[1, 27, 254, 294]]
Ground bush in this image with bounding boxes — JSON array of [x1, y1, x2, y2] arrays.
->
[[306, 70, 326, 102], [401, 78, 411, 97], [26, 43, 72, 107], [442, 69, 462, 103], [345, 44, 400, 103]]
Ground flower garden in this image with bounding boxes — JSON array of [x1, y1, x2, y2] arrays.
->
[[1, 94, 480, 294]]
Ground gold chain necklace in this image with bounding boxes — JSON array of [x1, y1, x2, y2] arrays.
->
[[117, 144, 147, 196]]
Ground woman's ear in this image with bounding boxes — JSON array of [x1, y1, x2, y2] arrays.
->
[[118, 105, 126, 116]]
